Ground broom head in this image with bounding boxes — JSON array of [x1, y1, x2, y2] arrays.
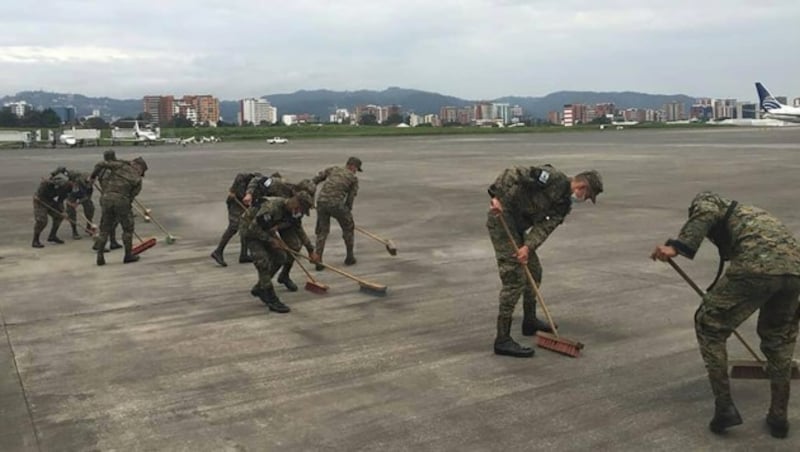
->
[[304, 279, 329, 294], [132, 237, 157, 256], [359, 282, 388, 297], [536, 331, 584, 358], [729, 360, 800, 380], [386, 240, 397, 256]]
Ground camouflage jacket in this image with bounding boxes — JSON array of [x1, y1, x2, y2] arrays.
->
[[488, 165, 572, 250], [313, 166, 358, 210], [90, 161, 142, 202], [65, 170, 93, 202], [246, 173, 295, 202], [34, 176, 70, 206], [91, 160, 117, 193], [229, 172, 262, 201], [667, 192, 800, 276], [241, 197, 295, 242]]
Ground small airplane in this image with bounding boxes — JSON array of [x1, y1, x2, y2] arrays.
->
[[755, 82, 800, 124], [109, 120, 161, 146]]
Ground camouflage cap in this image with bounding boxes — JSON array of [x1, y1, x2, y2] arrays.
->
[[103, 150, 116, 161], [51, 173, 70, 187], [294, 179, 317, 197], [293, 191, 314, 214], [346, 156, 363, 172], [577, 170, 603, 203], [132, 156, 148, 174]]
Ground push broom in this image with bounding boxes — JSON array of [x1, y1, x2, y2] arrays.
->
[[668, 258, 800, 380], [292, 251, 387, 296], [354, 226, 398, 256], [275, 238, 329, 295], [133, 199, 178, 244], [497, 214, 584, 357], [79, 212, 156, 256]]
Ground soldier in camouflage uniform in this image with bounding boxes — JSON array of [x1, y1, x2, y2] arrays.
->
[[210, 172, 263, 267], [90, 157, 148, 266], [91, 150, 122, 251], [242, 174, 319, 291], [59, 169, 96, 240], [487, 165, 603, 358], [31, 173, 73, 248], [240, 192, 314, 313], [651, 192, 800, 438], [313, 157, 361, 270]]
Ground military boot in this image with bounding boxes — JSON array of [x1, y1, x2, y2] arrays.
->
[[277, 261, 298, 292], [71, 224, 82, 240], [709, 399, 743, 434], [47, 233, 64, 244], [344, 238, 356, 265], [494, 316, 535, 358], [210, 249, 227, 267], [109, 233, 122, 250], [766, 381, 790, 438], [259, 286, 291, 313], [32, 232, 44, 248], [521, 291, 554, 336], [96, 249, 106, 266], [122, 237, 139, 264]]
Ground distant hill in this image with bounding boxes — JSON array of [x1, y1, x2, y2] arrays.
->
[[3, 88, 698, 122]]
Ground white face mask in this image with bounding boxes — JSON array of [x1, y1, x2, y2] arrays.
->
[[292, 211, 303, 218], [571, 193, 586, 203]]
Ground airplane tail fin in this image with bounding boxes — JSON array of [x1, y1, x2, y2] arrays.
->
[[755, 82, 783, 111]]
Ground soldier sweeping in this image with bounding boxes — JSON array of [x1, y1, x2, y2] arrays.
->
[[313, 157, 361, 270], [240, 192, 314, 313], [91, 150, 122, 251], [651, 192, 800, 438], [31, 173, 73, 248], [90, 156, 148, 266], [487, 165, 603, 358], [210, 172, 263, 267]]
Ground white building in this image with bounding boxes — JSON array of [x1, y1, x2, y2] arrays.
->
[[239, 98, 278, 126], [4, 101, 33, 117], [173, 101, 198, 124], [282, 114, 297, 126], [492, 103, 511, 124], [329, 108, 351, 124]]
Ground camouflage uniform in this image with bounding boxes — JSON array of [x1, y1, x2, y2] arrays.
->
[[240, 196, 307, 313], [91, 152, 122, 249], [313, 159, 360, 266], [245, 174, 316, 288], [210, 172, 263, 266], [64, 170, 96, 239], [32, 174, 72, 247], [91, 159, 144, 265], [487, 165, 573, 351], [666, 192, 800, 434]]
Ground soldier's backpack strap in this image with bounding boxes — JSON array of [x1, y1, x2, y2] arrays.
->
[[707, 200, 739, 292]]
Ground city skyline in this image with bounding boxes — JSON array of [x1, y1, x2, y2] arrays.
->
[[1, 1, 799, 101]]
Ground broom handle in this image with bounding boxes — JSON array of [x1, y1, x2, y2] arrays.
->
[[355, 225, 389, 245], [497, 214, 560, 338], [290, 248, 376, 286], [667, 258, 764, 363], [274, 237, 318, 283], [34, 196, 79, 228], [133, 198, 171, 237]]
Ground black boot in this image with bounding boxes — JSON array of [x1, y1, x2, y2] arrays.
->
[[47, 234, 64, 244], [109, 240, 122, 250], [277, 262, 298, 292], [709, 399, 743, 434], [250, 284, 262, 298], [344, 238, 356, 265], [71, 225, 82, 240], [259, 286, 291, 313], [123, 237, 139, 264], [494, 316, 535, 358], [767, 381, 790, 438], [210, 249, 227, 267], [96, 249, 106, 266], [32, 231, 44, 248], [521, 292, 554, 336], [239, 254, 253, 264]]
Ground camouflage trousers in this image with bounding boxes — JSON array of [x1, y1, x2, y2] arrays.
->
[[246, 238, 287, 291], [215, 200, 247, 256], [315, 203, 354, 260], [279, 226, 306, 277], [33, 198, 63, 237], [95, 197, 135, 251], [696, 273, 800, 402], [486, 212, 543, 319], [67, 198, 95, 232]]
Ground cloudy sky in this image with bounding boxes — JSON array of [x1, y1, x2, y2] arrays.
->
[[1, 0, 798, 101]]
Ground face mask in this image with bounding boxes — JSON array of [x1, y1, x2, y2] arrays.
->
[[570, 193, 586, 204], [292, 211, 303, 218]]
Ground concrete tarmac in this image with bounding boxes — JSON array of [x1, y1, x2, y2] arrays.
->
[[2, 128, 800, 451]]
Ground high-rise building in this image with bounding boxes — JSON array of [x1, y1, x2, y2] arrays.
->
[[239, 98, 277, 125], [663, 101, 685, 121], [52, 106, 76, 124], [182, 95, 219, 125], [547, 111, 562, 125], [712, 99, 736, 119], [142, 95, 174, 125], [3, 101, 33, 117]]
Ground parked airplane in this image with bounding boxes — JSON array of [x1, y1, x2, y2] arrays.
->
[[755, 82, 800, 124], [109, 120, 161, 145]]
